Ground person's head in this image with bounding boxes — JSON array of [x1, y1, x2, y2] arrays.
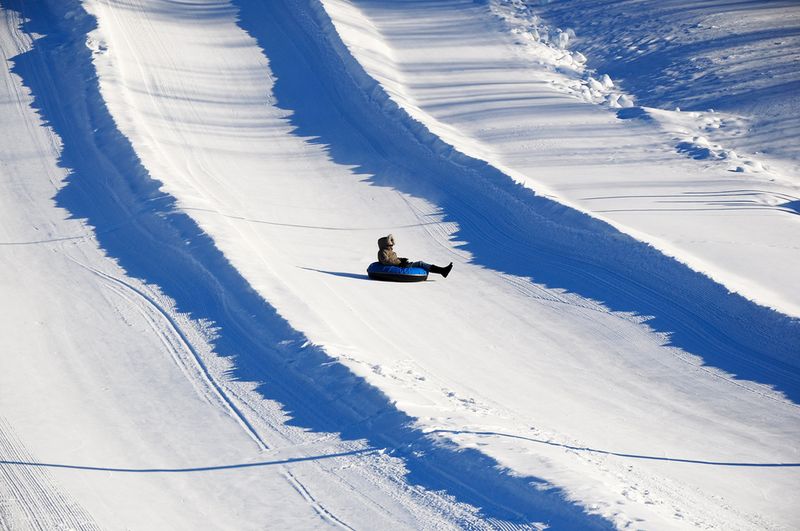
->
[[378, 234, 395, 249]]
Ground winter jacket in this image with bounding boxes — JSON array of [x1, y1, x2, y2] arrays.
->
[[377, 234, 402, 266]]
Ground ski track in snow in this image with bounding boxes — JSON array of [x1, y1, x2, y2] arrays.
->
[[0, 420, 99, 531], [72, 259, 270, 451], [1, 0, 799, 529]]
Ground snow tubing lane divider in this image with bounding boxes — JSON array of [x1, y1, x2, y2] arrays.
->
[[367, 262, 428, 282]]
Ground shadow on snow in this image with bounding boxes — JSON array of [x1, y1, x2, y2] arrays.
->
[[429, 430, 800, 468], [0, 449, 376, 474]]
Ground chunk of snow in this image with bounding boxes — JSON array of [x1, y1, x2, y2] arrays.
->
[[587, 77, 604, 91], [618, 94, 635, 107]]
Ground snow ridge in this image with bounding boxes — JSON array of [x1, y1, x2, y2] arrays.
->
[[491, 0, 636, 109]]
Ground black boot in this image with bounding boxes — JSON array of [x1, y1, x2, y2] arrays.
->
[[429, 262, 453, 278]]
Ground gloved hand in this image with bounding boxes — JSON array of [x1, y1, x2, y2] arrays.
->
[[399, 258, 410, 267]]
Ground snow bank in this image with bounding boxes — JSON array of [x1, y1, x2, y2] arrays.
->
[[514, 0, 800, 177]]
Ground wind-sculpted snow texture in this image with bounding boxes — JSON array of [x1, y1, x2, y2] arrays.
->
[[1, 0, 799, 529], [526, 0, 800, 168]]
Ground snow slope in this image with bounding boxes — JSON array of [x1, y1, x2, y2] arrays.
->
[[2, 2, 507, 529], [1, 0, 799, 529], [323, 0, 800, 319]]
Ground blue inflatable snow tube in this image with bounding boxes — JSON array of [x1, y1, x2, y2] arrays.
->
[[367, 262, 428, 282]]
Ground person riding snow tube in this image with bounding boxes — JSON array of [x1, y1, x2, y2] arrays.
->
[[367, 234, 453, 282]]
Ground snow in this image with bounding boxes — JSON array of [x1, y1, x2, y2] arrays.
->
[[1, 0, 799, 529], [524, 0, 800, 173], [0, 4, 467, 529]]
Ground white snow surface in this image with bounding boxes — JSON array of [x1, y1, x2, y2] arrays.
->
[[1, 0, 799, 530]]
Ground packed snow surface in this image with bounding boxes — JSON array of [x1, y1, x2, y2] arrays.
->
[[1, 0, 798, 530]]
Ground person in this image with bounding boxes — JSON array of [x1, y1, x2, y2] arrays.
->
[[377, 234, 453, 277]]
